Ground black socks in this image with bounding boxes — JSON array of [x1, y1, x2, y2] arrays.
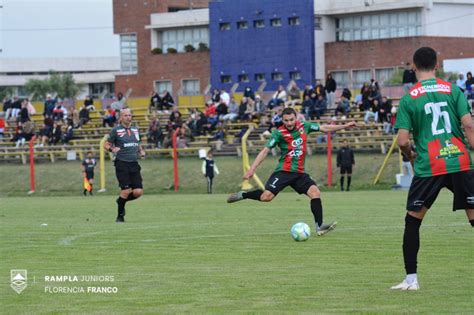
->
[[243, 190, 264, 201], [311, 198, 323, 227], [470, 220, 474, 227], [127, 193, 137, 201], [116, 197, 127, 217], [403, 214, 422, 274], [340, 176, 351, 190]]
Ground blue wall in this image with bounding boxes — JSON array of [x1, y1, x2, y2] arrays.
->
[[209, 0, 315, 93]]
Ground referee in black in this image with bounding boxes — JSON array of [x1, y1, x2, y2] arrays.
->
[[336, 139, 355, 191], [104, 108, 145, 223]]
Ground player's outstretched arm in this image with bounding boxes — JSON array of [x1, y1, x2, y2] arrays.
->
[[319, 121, 356, 132], [397, 129, 416, 165], [244, 147, 270, 179], [461, 114, 474, 149]]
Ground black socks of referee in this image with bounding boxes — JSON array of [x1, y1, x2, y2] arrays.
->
[[116, 197, 127, 217], [242, 189, 264, 201], [403, 214, 422, 274], [311, 198, 323, 227]]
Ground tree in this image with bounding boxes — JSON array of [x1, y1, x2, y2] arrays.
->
[[0, 87, 14, 101], [24, 71, 83, 100]]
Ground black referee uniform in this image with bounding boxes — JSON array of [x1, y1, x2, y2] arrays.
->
[[107, 124, 143, 222], [337, 145, 355, 191]]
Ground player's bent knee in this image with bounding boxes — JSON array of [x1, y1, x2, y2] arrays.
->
[[260, 191, 274, 202], [120, 189, 132, 198], [306, 186, 320, 199], [133, 189, 143, 198]]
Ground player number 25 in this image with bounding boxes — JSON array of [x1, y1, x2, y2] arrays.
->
[[424, 101, 452, 135]]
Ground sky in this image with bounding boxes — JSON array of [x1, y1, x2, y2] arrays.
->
[[0, 0, 119, 59]]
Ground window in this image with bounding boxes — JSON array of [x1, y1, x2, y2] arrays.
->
[[221, 75, 232, 84], [289, 71, 301, 80], [254, 20, 265, 28], [154, 80, 172, 94], [182, 79, 200, 95], [270, 18, 282, 27], [89, 83, 114, 99], [219, 23, 230, 31], [332, 71, 349, 88], [120, 34, 137, 73], [237, 21, 248, 29], [255, 73, 265, 82], [238, 74, 249, 83], [375, 68, 394, 85], [315, 16, 322, 30], [161, 27, 209, 53], [352, 70, 371, 87], [271, 72, 283, 81], [335, 10, 421, 41], [288, 17, 300, 26]]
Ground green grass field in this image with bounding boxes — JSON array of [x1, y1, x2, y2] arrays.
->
[[1, 191, 472, 314]]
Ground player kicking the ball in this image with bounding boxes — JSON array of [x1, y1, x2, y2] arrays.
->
[[227, 107, 356, 235]]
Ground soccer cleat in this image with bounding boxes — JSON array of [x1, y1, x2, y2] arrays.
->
[[227, 191, 244, 203], [391, 280, 420, 291], [317, 221, 337, 236], [115, 216, 125, 223]]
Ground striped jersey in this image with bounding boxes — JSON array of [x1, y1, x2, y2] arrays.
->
[[265, 121, 320, 173], [394, 78, 473, 177]]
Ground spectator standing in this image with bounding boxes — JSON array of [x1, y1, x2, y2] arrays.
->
[[43, 94, 56, 117], [18, 99, 30, 124], [325, 73, 337, 109], [402, 63, 417, 94]]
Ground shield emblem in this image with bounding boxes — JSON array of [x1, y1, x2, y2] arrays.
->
[[11, 270, 27, 294]]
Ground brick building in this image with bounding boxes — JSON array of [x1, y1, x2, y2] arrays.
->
[[113, 0, 210, 100], [113, 0, 473, 101]]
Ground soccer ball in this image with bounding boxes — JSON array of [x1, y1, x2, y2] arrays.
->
[[290, 222, 311, 241]]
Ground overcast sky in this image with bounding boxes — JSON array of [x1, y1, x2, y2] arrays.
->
[[0, 0, 119, 59]]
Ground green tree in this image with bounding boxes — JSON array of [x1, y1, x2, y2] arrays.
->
[[0, 87, 14, 101], [25, 71, 83, 100]]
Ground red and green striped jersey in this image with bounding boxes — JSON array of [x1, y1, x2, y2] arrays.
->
[[265, 121, 320, 173], [394, 78, 473, 177]]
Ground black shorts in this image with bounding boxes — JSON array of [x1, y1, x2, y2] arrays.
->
[[265, 171, 316, 196], [340, 166, 352, 174], [85, 171, 94, 180], [114, 160, 143, 190], [406, 170, 474, 211]]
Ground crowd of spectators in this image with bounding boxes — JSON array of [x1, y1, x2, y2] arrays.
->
[[2, 69, 473, 152]]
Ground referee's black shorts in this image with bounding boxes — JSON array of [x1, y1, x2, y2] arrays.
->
[[406, 170, 474, 211], [114, 160, 143, 190]]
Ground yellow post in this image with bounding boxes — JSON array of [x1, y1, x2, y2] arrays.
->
[[241, 124, 264, 190], [373, 134, 399, 185], [98, 135, 108, 192]]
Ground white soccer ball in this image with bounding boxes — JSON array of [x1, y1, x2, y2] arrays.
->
[[290, 222, 311, 241]]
